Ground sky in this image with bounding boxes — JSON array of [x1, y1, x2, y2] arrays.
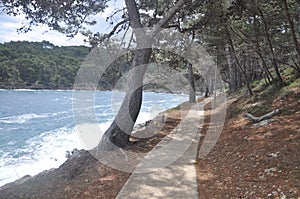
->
[[0, 1, 124, 46]]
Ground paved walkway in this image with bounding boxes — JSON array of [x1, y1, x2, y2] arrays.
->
[[116, 99, 211, 199]]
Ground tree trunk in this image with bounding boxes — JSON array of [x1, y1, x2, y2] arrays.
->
[[243, 109, 281, 123], [258, 8, 283, 84], [187, 63, 196, 103], [257, 51, 275, 83], [252, 14, 275, 84], [97, 0, 187, 151], [225, 45, 237, 91], [245, 51, 252, 81], [236, 69, 242, 88], [204, 85, 209, 97], [282, 0, 300, 65], [225, 27, 253, 96], [98, 0, 152, 151], [98, 48, 152, 151]]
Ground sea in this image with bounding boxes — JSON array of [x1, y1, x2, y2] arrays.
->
[[0, 89, 187, 187]]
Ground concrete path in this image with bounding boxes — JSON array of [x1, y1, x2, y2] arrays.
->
[[116, 99, 211, 199]]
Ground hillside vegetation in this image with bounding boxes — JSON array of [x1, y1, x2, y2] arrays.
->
[[0, 41, 89, 89]]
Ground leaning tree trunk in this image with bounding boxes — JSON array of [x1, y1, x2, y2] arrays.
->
[[98, 0, 153, 151], [98, 48, 152, 151], [97, 0, 187, 151]]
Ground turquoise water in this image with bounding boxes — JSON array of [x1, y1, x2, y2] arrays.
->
[[0, 89, 187, 186]]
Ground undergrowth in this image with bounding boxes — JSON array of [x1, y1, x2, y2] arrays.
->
[[229, 69, 299, 118]]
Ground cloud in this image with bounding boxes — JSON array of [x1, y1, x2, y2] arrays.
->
[[0, 0, 125, 46], [0, 14, 87, 46]]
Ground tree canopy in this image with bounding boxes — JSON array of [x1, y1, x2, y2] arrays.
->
[[0, 41, 89, 89], [0, 0, 108, 37], [1, 0, 300, 149]]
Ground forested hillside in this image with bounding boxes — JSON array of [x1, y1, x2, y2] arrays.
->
[[2, 0, 300, 95], [0, 0, 299, 198], [0, 41, 89, 89]]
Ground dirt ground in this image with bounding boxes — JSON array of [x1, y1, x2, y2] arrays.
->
[[197, 89, 300, 198], [0, 91, 299, 199]]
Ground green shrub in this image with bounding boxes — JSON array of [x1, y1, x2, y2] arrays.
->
[[245, 105, 272, 116], [229, 107, 243, 118]]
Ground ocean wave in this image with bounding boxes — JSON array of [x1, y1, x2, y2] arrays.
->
[[0, 110, 73, 124], [0, 108, 166, 187], [0, 126, 84, 187], [6, 140, 17, 146], [10, 89, 36, 92], [0, 90, 189, 187], [0, 113, 49, 124], [50, 111, 70, 117]]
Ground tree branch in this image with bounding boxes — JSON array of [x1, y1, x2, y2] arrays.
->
[[107, 8, 126, 21], [149, 0, 187, 38], [104, 20, 127, 40], [243, 109, 281, 123], [125, 0, 143, 29]]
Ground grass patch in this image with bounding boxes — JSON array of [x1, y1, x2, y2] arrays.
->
[[228, 107, 243, 118], [245, 105, 272, 116], [286, 77, 300, 90], [279, 107, 294, 115], [165, 101, 190, 113], [281, 66, 299, 85], [279, 76, 300, 98], [251, 79, 268, 92], [228, 66, 299, 118], [166, 105, 181, 112], [256, 84, 279, 101], [249, 66, 298, 99]]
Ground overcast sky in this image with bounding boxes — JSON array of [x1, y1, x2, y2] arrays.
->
[[0, 1, 124, 46]]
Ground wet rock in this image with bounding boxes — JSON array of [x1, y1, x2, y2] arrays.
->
[[13, 175, 31, 185], [69, 148, 82, 158], [65, 151, 71, 158]]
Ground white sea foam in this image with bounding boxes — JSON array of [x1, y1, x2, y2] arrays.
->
[[0, 111, 72, 124], [0, 91, 188, 187], [50, 111, 69, 117], [13, 89, 36, 92], [6, 140, 17, 146], [0, 120, 119, 187], [0, 109, 165, 187], [0, 126, 84, 187], [0, 113, 49, 124]]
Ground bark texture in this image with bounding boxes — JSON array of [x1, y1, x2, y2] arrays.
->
[[98, 0, 188, 151], [243, 109, 281, 123], [282, 0, 300, 65], [99, 48, 152, 151], [188, 63, 196, 103]]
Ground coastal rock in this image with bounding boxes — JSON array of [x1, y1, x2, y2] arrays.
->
[[0, 175, 32, 190]]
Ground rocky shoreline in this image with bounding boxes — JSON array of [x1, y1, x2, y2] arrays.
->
[[0, 84, 194, 95], [0, 107, 179, 199]]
